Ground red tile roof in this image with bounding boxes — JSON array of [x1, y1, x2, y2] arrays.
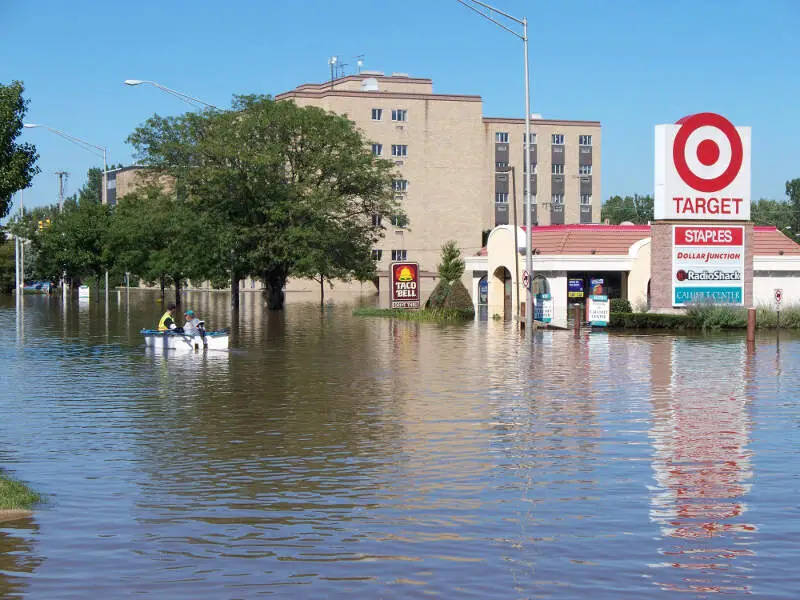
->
[[486, 224, 800, 257]]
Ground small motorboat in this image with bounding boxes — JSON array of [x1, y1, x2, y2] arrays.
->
[[140, 323, 229, 351]]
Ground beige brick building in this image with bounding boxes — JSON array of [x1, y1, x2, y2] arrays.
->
[[276, 71, 602, 282]]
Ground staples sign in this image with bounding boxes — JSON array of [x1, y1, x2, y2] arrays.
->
[[673, 225, 745, 306], [655, 113, 751, 220]]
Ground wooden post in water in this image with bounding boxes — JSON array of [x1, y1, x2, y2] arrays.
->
[[746, 307, 756, 350], [573, 305, 581, 334]]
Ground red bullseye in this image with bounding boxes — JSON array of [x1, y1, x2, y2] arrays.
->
[[697, 139, 720, 166], [673, 113, 743, 193]]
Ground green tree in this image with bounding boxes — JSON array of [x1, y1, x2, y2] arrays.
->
[[0, 81, 40, 219], [601, 194, 653, 225], [787, 178, 800, 232], [426, 240, 474, 318], [0, 235, 15, 293], [128, 96, 399, 312], [750, 197, 793, 231]]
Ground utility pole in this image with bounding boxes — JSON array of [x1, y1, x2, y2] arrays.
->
[[55, 171, 68, 212]]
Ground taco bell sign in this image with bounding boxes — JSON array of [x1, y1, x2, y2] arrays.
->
[[655, 113, 751, 220]]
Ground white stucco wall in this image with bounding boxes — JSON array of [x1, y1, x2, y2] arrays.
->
[[754, 271, 800, 307], [627, 238, 652, 311]]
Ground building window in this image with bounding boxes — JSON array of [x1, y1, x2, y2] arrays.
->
[[372, 249, 383, 261], [392, 179, 408, 192], [552, 164, 564, 175], [371, 108, 383, 121], [391, 249, 408, 261], [552, 193, 564, 205], [495, 161, 509, 171], [391, 109, 407, 122], [391, 144, 408, 157], [495, 192, 509, 203], [580, 194, 592, 205], [496, 132, 509, 143], [372, 214, 382, 227], [578, 164, 592, 175], [552, 133, 564, 145], [372, 143, 382, 156], [391, 214, 408, 227], [524, 132, 537, 145], [524, 162, 538, 174], [579, 135, 592, 146]]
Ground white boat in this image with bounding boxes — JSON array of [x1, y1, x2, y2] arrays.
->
[[140, 328, 229, 351]]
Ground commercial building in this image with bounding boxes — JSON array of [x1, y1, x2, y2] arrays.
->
[[469, 223, 800, 325]]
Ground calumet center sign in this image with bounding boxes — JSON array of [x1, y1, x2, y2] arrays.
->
[[654, 112, 751, 307]]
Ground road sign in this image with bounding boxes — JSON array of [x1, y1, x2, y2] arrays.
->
[[775, 288, 783, 306], [522, 270, 530, 290]]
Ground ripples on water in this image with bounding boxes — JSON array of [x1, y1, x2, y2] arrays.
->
[[1, 292, 799, 598]]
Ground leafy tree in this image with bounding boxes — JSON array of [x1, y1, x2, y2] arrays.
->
[[437, 240, 465, 283], [601, 194, 653, 224], [128, 96, 399, 312], [0, 81, 40, 219], [787, 178, 800, 233], [426, 240, 474, 319], [108, 186, 214, 304], [750, 197, 793, 232], [0, 235, 15, 293]]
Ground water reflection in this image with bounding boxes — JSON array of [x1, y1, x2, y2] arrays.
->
[[2, 293, 800, 598], [649, 336, 755, 594], [0, 517, 44, 599]]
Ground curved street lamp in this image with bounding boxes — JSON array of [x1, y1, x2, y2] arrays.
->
[[124, 79, 222, 111]]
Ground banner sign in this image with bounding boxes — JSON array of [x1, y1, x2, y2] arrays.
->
[[655, 113, 751, 220], [390, 262, 420, 309], [568, 278, 584, 298], [534, 293, 553, 323], [587, 294, 609, 327], [672, 225, 744, 306]]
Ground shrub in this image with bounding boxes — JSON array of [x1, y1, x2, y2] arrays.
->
[[610, 298, 632, 314], [609, 312, 692, 329], [685, 304, 747, 330], [424, 279, 474, 319]]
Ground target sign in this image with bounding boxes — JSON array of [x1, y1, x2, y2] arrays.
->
[[654, 112, 751, 221]]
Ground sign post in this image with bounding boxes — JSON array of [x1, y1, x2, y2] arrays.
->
[[775, 288, 783, 329]]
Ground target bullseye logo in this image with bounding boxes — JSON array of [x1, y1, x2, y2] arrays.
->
[[672, 113, 744, 193]]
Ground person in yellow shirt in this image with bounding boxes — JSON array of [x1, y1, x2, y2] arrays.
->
[[158, 303, 179, 331]]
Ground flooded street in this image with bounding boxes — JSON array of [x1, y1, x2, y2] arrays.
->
[[1, 291, 799, 598]]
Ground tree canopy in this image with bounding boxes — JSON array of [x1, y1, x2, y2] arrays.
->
[[0, 81, 39, 219], [601, 194, 653, 225], [127, 95, 401, 310]]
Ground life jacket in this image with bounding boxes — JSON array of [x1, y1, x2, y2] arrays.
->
[[158, 311, 174, 331]]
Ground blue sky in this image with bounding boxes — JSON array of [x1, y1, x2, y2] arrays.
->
[[2, 0, 799, 212]]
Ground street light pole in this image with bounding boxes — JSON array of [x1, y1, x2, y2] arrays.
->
[[123, 80, 222, 111], [456, 0, 534, 334]]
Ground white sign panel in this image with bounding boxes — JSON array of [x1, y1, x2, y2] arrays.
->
[[672, 225, 745, 306], [533, 293, 552, 323], [655, 113, 751, 220], [587, 294, 609, 326]]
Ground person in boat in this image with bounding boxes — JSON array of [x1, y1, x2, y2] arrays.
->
[[157, 303, 182, 332], [183, 309, 202, 335]]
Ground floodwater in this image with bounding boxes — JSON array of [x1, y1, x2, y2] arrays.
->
[[1, 290, 799, 599]]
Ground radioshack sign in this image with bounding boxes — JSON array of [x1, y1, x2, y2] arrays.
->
[[673, 225, 744, 306], [655, 113, 751, 220]]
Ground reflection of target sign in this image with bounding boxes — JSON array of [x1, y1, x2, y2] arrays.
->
[[654, 112, 751, 221], [522, 270, 530, 290], [673, 113, 743, 193]]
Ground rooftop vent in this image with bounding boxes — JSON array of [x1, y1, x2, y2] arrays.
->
[[361, 78, 379, 92], [360, 70, 385, 76], [391, 72, 410, 77], [530, 113, 543, 119]]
